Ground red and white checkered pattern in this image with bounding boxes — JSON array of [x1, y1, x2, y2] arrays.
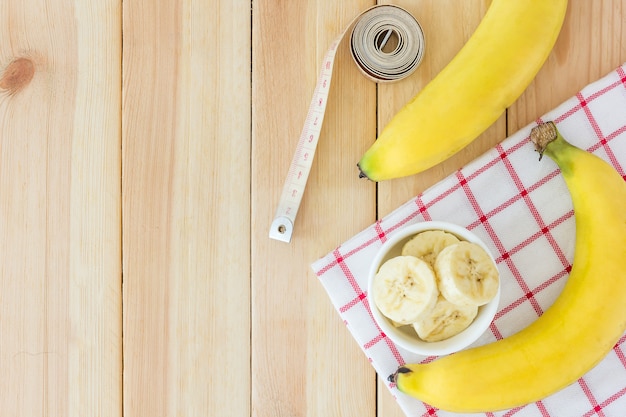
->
[[311, 63, 626, 417]]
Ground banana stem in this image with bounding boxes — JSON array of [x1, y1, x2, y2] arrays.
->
[[530, 122, 558, 161]]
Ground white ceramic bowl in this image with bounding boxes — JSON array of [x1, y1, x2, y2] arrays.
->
[[367, 221, 500, 356]]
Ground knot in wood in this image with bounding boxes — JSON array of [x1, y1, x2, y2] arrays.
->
[[0, 58, 35, 95]]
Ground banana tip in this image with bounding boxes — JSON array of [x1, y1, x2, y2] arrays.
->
[[357, 163, 372, 180], [388, 366, 411, 384]]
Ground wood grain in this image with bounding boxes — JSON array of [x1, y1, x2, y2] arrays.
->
[[0, 1, 122, 416], [0, 1, 625, 417], [252, 1, 376, 416], [122, 0, 250, 416]]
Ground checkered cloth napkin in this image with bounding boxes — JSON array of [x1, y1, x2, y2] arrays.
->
[[311, 63, 626, 417]]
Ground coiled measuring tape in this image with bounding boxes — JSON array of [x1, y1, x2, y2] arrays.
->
[[269, 5, 425, 243]]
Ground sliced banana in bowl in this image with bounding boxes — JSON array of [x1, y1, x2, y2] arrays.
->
[[367, 221, 500, 356], [372, 255, 439, 325], [435, 241, 500, 307], [401, 229, 460, 268], [413, 295, 479, 342]]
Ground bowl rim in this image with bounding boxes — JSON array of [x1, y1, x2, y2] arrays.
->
[[367, 220, 501, 356]]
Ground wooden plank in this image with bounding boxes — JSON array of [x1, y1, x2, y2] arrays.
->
[[375, 4, 497, 416], [251, 1, 376, 416], [121, 0, 251, 416], [0, 1, 122, 416], [376, 1, 626, 416]]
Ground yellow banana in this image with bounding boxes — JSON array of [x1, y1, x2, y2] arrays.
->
[[357, 0, 568, 181], [388, 122, 626, 412]]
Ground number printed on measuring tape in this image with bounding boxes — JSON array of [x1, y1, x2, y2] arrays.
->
[[269, 5, 425, 243]]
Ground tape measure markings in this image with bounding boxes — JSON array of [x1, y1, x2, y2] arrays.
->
[[270, 6, 424, 243]]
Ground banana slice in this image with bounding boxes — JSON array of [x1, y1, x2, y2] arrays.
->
[[435, 241, 499, 306], [372, 256, 439, 325], [389, 319, 406, 328], [402, 230, 461, 268], [413, 295, 478, 342]]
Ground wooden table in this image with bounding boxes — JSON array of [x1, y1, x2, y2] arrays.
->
[[0, 1, 624, 416]]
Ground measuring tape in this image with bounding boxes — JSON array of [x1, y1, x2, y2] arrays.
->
[[269, 5, 425, 243]]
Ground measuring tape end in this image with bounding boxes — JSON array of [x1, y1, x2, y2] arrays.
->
[[269, 216, 294, 243]]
